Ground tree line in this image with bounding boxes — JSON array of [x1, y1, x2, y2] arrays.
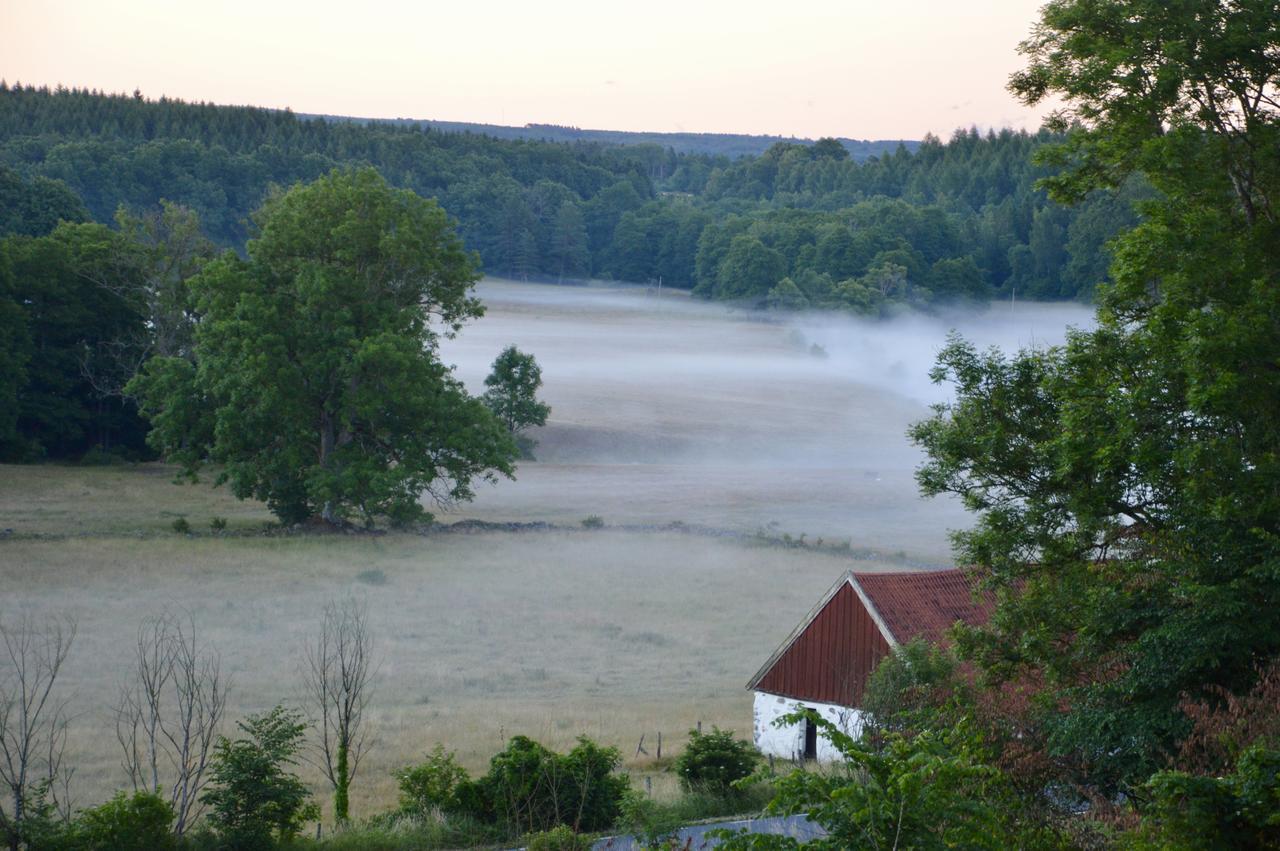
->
[[0, 83, 1139, 311]]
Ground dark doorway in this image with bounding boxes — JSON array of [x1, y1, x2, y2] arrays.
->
[[803, 715, 818, 760]]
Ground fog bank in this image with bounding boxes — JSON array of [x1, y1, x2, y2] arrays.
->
[[437, 280, 1094, 560]]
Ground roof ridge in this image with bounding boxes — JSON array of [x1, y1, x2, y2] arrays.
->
[[846, 572, 899, 650]]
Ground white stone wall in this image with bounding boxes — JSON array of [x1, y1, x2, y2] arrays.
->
[[752, 690, 866, 762]]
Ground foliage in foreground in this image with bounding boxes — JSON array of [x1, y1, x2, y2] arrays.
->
[[714, 711, 1069, 851], [200, 706, 319, 850], [618, 784, 774, 849], [906, 0, 1280, 798]]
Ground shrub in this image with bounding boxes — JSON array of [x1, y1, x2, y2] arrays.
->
[[618, 785, 773, 848], [391, 735, 627, 838], [79, 445, 129, 466], [470, 735, 627, 834], [525, 824, 591, 851], [201, 705, 319, 849], [69, 791, 176, 851], [301, 812, 503, 850], [581, 515, 604, 529], [861, 638, 961, 735], [395, 745, 469, 816], [675, 727, 759, 795], [712, 714, 1068, 851], [171, 516, 191, 534], [210, 516, 228, 532], [1137, 745, 1280, 849], [356, 568, 388, 586]]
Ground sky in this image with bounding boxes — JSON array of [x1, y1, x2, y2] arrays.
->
[[0, 0, 1052, 140]]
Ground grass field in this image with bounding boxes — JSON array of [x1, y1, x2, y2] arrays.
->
[[1, 479, 890, 816], [0, 280, 1090, 820]]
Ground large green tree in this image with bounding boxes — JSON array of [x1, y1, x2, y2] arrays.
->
[[130, 168, 517, 526], [912, 0, 1280, 789]]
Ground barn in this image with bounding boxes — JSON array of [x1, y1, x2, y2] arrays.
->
[[747, 568, 989, 761]]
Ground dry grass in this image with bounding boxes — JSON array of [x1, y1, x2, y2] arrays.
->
[[0, 279, 1061, 822], [0, 520, 891, 817], [0, 463, 273, 536]]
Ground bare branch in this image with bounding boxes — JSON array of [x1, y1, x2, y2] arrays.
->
[[113, 611, 227, 836], [301, 598, 378, 821], [0, 613, 76, 851]]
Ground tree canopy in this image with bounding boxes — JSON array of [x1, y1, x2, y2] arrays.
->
[[130, 168, 517, 526], [911, 0, 1280, 790], [0, 83, 1145, 312]]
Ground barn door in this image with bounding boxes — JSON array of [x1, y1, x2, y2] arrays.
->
[[803, 715, 818, 760]]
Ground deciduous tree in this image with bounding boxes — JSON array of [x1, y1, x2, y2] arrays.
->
[[130, 168, 517, 526], [482, 346, 550, 442], [301, 599, 375, 824], [912, 0, 1280, 790]]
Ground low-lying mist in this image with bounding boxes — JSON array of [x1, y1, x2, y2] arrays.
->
[[438, 280, 1094, 560]]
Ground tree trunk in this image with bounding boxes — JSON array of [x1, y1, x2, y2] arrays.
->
[[334, 740, 349, 823], [319, 410, 338, 524]]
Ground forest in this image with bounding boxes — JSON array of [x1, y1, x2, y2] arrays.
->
[[0, 83, 1140, 311], [313, 114, 918, 160]]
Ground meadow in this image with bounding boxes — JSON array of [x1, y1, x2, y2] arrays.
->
[[0, 279, 1092, 818]]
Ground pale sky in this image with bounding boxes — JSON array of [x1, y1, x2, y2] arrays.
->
[[0, 0, 1051, 140]]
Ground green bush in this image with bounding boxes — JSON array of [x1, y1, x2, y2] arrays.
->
[[69, 791, 177, 851], [581, 515, 604, 529], [861, 638, 961, 735], [201, 705, 320, 849], [392, 735, 627, 837], [619, 784, 774, 848], [713, 714, 1068, 851], [79, 445, 130, 466], [675, 727, 759, 795], [525, 824, 591, 851], [210, 516, 228, 531], [1135, 745, 1280, 849], [395, 745, 469, 816], [171, 516, 191, 534], [295, 812, 504, 850]]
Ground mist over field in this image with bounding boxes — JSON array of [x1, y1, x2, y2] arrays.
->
[[0, 277, 1098, 815], [440, 280, 1094, 560]]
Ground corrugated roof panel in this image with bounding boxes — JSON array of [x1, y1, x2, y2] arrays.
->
[[854, 570, 992, 647], [750, 569, 991, 708], [752, 583, 892, 706]]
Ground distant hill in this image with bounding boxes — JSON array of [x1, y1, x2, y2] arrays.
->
[[302, 113, 919, 161]]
